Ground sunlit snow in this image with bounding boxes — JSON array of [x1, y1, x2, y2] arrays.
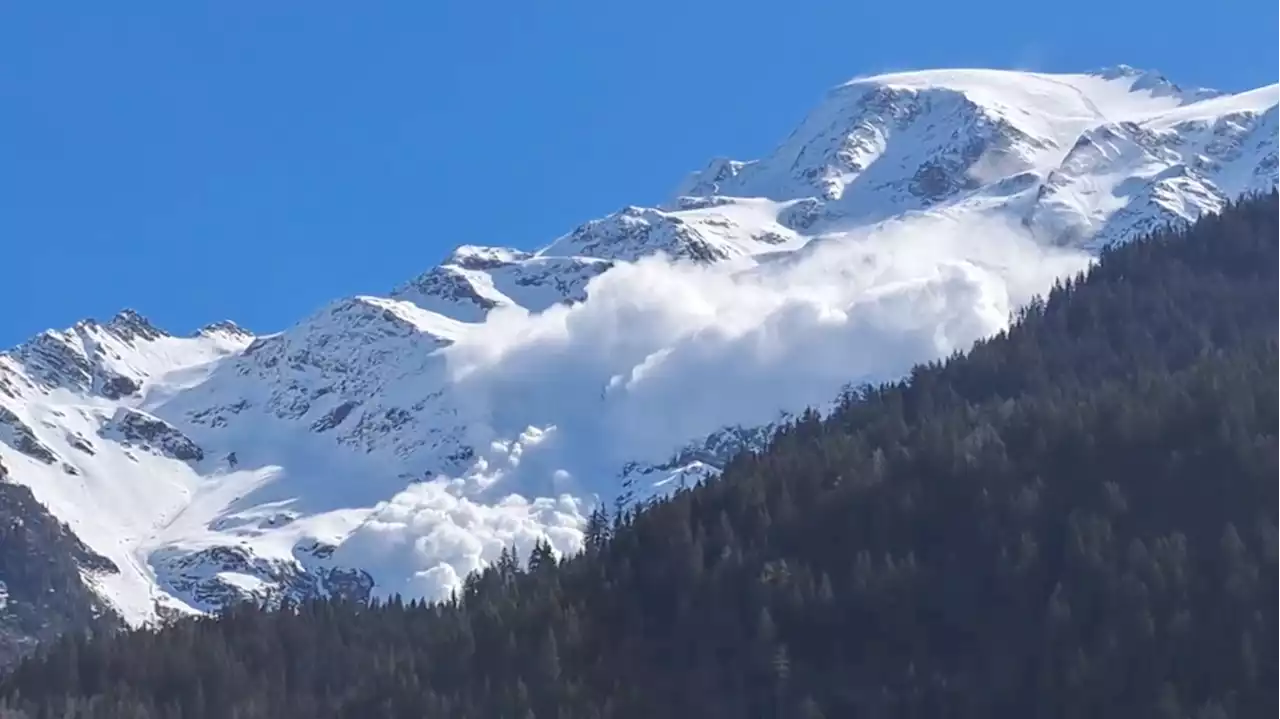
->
[[1, 66, 1275, 625]]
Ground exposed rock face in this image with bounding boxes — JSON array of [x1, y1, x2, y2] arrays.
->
[[0, 407, 58, 465], [390, 250, 616, 321], [1027, 99, 1279, 249], [311, 400, 359, 433], [153, 545, 373, 612], [0, 66, 1273, 641], [106, 309, 167, 343], [11, 330, 99, 394], [394, 266, 502, 320], [9, 313, 163, 400], [545, 206, 737, 262], [0, 458, 120, 668], [198, 320, 254, 341], [617, 422, 784, 499], [99, 374, 141, 399], [99, 407, 204, 462]]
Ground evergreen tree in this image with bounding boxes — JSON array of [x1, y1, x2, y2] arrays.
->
[[0, 193, 1275, 719]]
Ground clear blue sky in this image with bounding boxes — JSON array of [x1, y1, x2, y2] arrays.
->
[[2, 2, 1276, 347]]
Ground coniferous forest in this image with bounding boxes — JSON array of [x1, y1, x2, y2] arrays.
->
[[1, 193, 1276, 718]]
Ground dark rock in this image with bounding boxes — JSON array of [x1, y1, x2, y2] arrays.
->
[[398, 267, 500, 312], [10, 323, 151, 400], [322, 567, 375, 602], [100, 408, 204, 462], [105, 309, 167, 342], [98, 373, 141, 399], [197, 320, 253, 340], [0, 458, 120, 668], [0, 407, 58, 465], [189, 400, 250, 429], [156, 545, 374, 611], [444, 245, 531, 271], [66, 434, 95, 455], [12, 332, 95, 393], [311, 401, 358, 433]]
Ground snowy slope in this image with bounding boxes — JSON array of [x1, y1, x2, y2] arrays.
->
[[1, 66, 1275, 627], [0, 317, 253, 623]]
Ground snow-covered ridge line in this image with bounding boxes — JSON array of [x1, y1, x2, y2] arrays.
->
[[0, 66, 1275, 627]]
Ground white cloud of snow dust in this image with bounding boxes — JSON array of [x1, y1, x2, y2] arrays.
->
[[335, 212, 1092, 601], [332, 482, 586, 600], [444, 212, 1089, 489]]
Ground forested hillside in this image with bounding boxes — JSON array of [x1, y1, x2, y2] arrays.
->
[[1, 193, 1276, 718]]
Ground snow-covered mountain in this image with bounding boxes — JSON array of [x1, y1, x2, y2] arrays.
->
[[1, 66, 1275, 633]]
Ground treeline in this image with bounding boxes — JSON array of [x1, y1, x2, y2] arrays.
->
[[1, 193, 1276, 718]]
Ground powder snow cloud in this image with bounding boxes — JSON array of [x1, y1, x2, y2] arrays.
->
[[336, 213, 1091, 599], [444, 212, 1090, 490]]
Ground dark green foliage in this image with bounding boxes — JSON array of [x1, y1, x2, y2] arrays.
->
[[1, 193, 1276, 718]]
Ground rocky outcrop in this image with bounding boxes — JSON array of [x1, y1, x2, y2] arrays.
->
[[0, 66, 1272, 643], [7, 311, 168, 400], [544, 206, 736, 263], [0, 458, 119, 667], [617, 421, 783, 502], [0, 407, 58, 465], [153, 545, 373, 612], [197, 320, 254, 341], [311, 400, 359, 433], [394, 266, 503, 320], [99, 407, 204, 462], [105, 309, 167, 342], [11, 331, 98, 395]]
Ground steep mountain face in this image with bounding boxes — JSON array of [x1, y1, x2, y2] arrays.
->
[[0, 459, 119, 666], [1, 66, 1275, 631], [674, 67, 1275, 247]]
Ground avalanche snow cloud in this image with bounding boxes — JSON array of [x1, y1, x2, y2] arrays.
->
[[444, 215, 1089, 487], [337, 214, 1091, 599], [1, 66, 1274, 619]]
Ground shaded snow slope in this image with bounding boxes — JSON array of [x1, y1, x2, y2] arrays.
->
[[2, 66, 1275, 626]]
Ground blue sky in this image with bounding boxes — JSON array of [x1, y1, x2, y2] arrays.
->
[[2, 2, 1276, 347]]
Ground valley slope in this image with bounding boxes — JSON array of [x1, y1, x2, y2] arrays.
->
[[0, 66, 1275, 634]]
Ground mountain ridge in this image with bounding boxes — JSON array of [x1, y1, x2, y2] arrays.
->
[[4, 191, 1274, 717], [0, 66, 1275, 641]]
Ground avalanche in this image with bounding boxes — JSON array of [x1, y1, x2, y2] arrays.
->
[[1, 65, 1275, 625]]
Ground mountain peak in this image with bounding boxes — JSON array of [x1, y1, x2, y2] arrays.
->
[[1090, 63, 1155, 79], [1088, 64, 1221, 103], [443, 245, 531, 270], [0, 65, 1274, 630], [105, 309, 167, 342], [196, 320, 253, 340]]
